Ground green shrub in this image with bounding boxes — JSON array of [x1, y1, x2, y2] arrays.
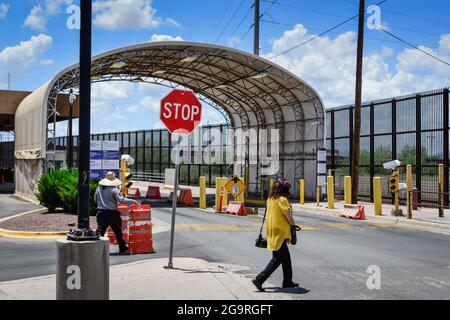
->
[[37, 169, 100, 216], [36, 170, 63, 212]]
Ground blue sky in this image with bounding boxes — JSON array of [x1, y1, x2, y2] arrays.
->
[[0, 0, 449, 135]]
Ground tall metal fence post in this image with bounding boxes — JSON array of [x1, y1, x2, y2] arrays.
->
[[439, 164, 444, 218]]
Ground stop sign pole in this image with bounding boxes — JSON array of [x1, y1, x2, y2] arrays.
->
[[160, 90, 202, 268]]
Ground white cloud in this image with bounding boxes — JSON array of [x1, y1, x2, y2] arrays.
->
[[24, 1, 74, 31], [266, 24, 450, 108], [91, 81, 134, 101], [40, 58, 54, 65], [0, 3, 9, 19], [150, 34, 184, 42], [24, 5, 46, 32], [0, 34, 53, 88], [93, 0, 179, 30], [45, 0, 74, 15]]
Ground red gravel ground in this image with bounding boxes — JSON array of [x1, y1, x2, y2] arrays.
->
[[0, 211, 98, 232]]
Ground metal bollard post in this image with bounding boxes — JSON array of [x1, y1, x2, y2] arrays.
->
[[221, 177, 228, 208], [439, 164, 444, 218], [316, 186, 321, 207], [344, 176, 352, 205], [327, 176, 334, 209], [412, 188, 418, 210], [300, 179, 305, 205], [373, 177, 382, 216], [199, 176, 206, 209], [406, 165, 412, 219], [215, 177, 222, 213]]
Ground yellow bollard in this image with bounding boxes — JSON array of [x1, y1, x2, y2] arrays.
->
[[199, 176, 206, 209], [269, 179, 274, 194], [300, 179, 305, 205], [220, 177, 229, 209], [316, 186, 321, 207], [237, 178, 245, 202], [373, 177, 382, 216], [439, 164, 444, 218], [406, 165, 412, 219], [215, 177, 222, 213], [344, 176, 352, 205], [327, 176, 334, 209]]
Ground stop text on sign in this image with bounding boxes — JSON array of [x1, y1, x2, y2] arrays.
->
[[162, 102, 200, 121], [160, 89, 202, 134]]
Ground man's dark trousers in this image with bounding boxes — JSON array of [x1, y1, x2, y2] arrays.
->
[[255, 240, 293, 285], [97, 209, 128, 252]]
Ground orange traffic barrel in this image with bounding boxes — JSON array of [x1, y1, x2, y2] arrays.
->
[[128, 204, 154, 254], [118, 204, 130, 243], [107, 226, 117, 245]]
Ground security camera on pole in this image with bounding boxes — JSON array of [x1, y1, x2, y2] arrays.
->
[[160, 89, 202, 268]]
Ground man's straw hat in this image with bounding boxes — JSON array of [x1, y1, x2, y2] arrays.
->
[[99, 171, 121, 187]]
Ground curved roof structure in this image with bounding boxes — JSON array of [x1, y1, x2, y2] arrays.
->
[[14, 41, 325, 197]]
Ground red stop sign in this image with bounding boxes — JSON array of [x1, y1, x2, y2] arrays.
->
[[160, 90, 202, 134]]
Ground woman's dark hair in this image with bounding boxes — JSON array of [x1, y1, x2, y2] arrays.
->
[[269, 179, 291, 199]]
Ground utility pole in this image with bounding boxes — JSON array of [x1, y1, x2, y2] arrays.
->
[[253, 0, 260, 56], [351, 0, 365, 204]]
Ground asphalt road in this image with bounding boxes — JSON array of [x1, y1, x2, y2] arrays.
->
[[1, 197, 450, 299], [0, 194, 42, 220]]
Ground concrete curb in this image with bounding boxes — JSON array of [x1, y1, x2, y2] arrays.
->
[[0, 208, 68, 239], [294, 204, 450, 235]]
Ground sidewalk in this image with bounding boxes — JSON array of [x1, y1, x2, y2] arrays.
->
[[293, 199, 450, 235], [0, 258, 291, 300]]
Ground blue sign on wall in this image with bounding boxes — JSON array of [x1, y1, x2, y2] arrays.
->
[[90, 141, 120, 181]]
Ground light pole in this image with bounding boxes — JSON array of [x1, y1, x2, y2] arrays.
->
[[67, 89, 76, 169]]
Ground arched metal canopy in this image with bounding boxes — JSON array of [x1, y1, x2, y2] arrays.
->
[[14, 41, 325, 198]]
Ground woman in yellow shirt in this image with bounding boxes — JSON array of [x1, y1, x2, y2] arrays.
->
[[252, 179, 298, 292]]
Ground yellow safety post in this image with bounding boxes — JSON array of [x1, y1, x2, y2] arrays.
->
[[439, 164, 444, 218], [237, 178, 245, 202], [327, 176, 334, 209], [215, 177, 222, 213], [199, 176, 206, 209], [316, 187, 321, 207], [300, 179, 305, 205], [269, 179, 274, 195], [344, 176, 352, 205], [406, 165, 412, 219], [373, 177, 382, 216], [223, 177, 230, 208]]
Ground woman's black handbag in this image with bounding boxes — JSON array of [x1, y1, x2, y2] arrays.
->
[[255, 208, 268, 248], [290, 225, 301, 245]]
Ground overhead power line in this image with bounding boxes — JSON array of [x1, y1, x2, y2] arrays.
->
[[224, 4, 254, 47], [215, 0, 247, 43], [233, 0, 279, 49], [207, 0, 236, 42], [267, 0, 387, 60], [370, 23, 450, 67]]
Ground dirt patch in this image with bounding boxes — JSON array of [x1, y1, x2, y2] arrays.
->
[[0, 211, 98, 232]]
